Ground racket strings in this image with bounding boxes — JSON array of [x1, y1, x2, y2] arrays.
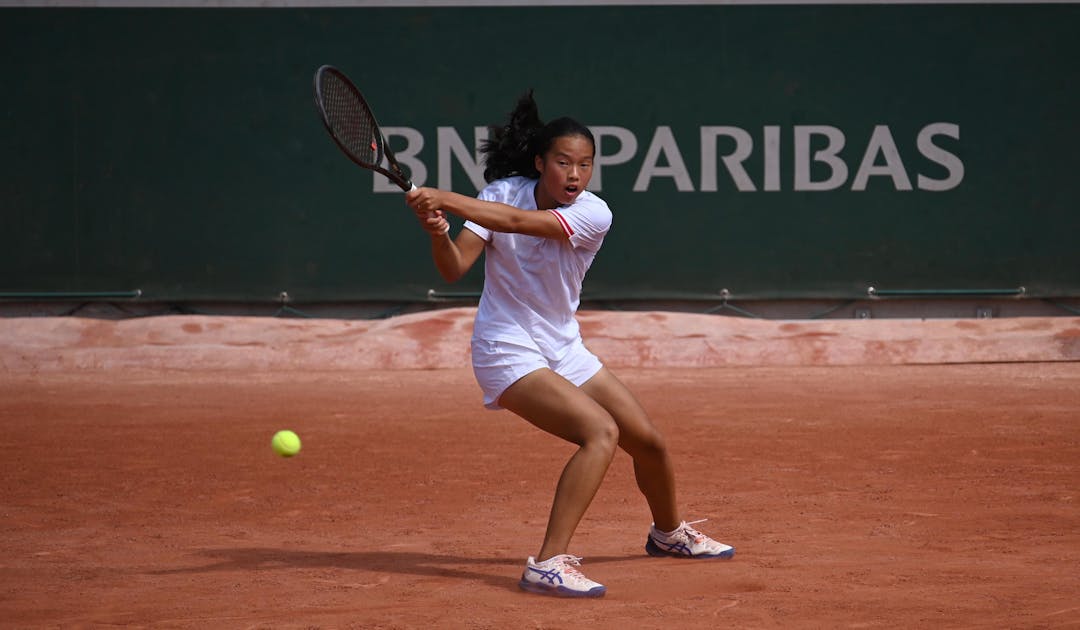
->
[[320, 73, 380, 166]]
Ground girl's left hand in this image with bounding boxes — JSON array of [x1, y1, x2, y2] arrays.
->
[[405, 187, 443, 215]]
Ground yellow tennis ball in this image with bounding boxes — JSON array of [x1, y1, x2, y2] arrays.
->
[[271, 430, 301, 458]]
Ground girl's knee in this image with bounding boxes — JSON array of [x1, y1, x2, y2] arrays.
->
[[583, 416, 620, 454], [627, 426, 668, 461]]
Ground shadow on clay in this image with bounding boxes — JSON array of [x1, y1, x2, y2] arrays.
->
[[148, 547, 652, 591]]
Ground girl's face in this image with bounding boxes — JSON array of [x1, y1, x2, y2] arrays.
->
[[534, 134, 594, 208]]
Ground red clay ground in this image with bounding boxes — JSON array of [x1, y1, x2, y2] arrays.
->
[[1, 313, 1079, 628]]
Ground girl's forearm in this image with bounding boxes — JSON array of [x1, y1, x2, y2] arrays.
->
[[429, 230, 467, 283], [440, 191, 532, 233]]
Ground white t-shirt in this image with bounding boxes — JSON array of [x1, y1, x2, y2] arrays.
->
[[463, 176, 612, 360]]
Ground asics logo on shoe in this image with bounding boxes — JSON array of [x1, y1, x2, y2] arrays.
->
[[524, 565, 563, 585], [651, 537, 693, 556]]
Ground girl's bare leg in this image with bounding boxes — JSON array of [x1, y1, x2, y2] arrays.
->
[[581, 367, 681, 532], [498, 368, 620, 561]]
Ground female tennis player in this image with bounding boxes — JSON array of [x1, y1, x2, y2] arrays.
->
[[405, 91, 733, 598]]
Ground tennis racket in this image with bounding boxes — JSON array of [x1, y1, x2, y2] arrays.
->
[[313, 65, 414, 191]]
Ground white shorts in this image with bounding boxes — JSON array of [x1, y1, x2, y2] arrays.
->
[[471, 337, 604, 410]]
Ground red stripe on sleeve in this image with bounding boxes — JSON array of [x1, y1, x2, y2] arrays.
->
[[548, 210, 575, 237]]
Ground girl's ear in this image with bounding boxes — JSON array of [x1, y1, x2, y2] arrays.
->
[[534, 154, 544, 175]]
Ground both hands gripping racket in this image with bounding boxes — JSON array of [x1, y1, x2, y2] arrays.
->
[[313, 65, 414, 192]]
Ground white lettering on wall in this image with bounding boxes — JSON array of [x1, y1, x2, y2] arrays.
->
[[852, 125, 913, 191], [794, 125, 848, 191], [590, 126, 638, 191], [916, 123, 964, 191], [376, 123, 964, 194], [437, 126, 487, 191], [763, 125, 781, 192], [700, 126, 755, 192], [633, 126, 694, 192]]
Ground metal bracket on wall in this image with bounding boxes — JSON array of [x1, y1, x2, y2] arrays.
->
[[0, 290, 143, 300], [703, 289, 760, 318], [867, 286, 1026, 299], [426, 289, 482, 302]]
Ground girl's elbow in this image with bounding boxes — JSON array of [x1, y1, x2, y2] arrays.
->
[[505, 214, 527, 233], [438, 263, 466, 284]]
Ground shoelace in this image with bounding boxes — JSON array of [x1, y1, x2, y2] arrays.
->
[[551, 554, 585, 576], [680, 519, 710, 543]]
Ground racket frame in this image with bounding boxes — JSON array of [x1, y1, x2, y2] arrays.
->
[[313, 65, 414, 191]]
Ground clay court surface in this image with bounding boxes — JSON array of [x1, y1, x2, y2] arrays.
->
[[2, 310, 1079, 628]]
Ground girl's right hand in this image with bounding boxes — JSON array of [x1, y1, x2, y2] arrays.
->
[[406, 187, 450, 235]]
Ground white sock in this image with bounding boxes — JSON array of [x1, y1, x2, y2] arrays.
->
[[654, 522, 683, 537]]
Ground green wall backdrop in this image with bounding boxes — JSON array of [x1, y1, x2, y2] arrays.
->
[[2, 4, 1078, 303]]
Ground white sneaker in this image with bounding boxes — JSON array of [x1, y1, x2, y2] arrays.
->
[[518, 554, 607, 598], [646, 519, 735, 559]]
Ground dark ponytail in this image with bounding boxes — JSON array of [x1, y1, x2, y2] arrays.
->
[[481, 90, 595, 183], [481, 90, 543, 182]]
